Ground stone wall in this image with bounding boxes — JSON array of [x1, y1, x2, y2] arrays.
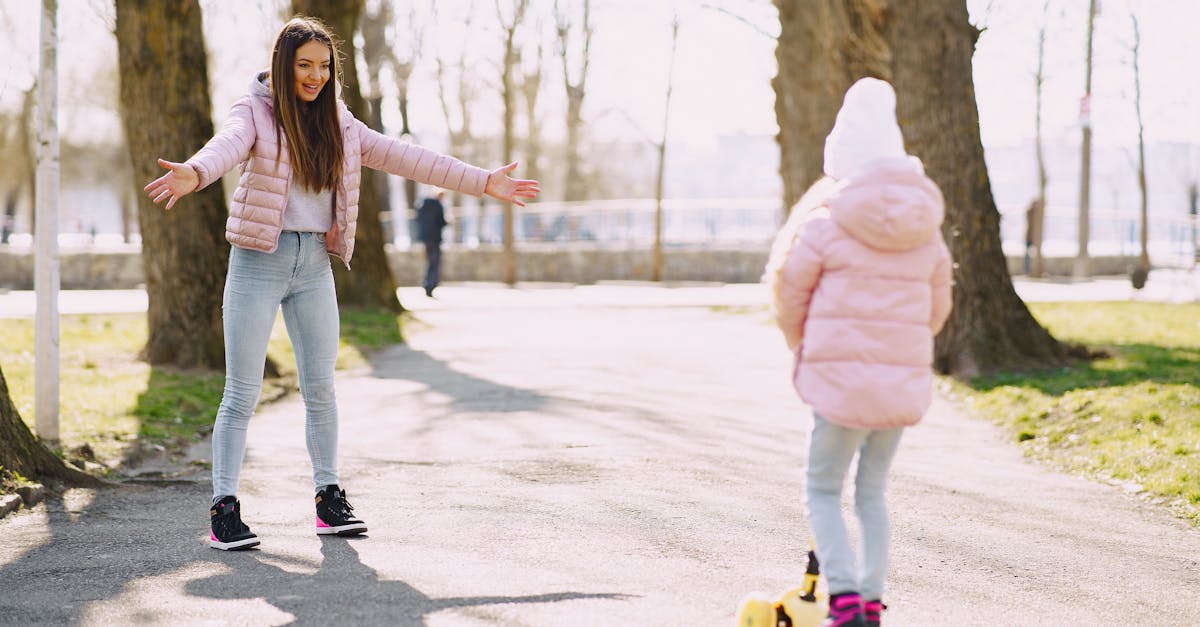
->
[[0, 244, 1140, 290]]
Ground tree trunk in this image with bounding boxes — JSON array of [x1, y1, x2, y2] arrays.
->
[[116, 0, 228, 370], [1031, 0, 1049, 278], [556, 0, 592, 202], [294, 0, 401, 312], [20, 87, 36, 234], [1130, 13, 1150, 289], [0, 363, 102, 487], [885, 0, 1065, 375], [772, 0, 890, 214], [499, 0, 530, 286]]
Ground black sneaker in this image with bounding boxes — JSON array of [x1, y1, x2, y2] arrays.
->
[[315, 485, 367, 536], [209, 496, 260, 551]]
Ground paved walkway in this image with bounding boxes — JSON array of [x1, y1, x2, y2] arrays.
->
[[0, 276, 1197, 625]]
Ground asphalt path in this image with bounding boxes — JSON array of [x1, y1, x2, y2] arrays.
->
[[1, 281, 1198, 626]]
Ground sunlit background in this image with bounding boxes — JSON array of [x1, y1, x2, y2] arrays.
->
[[0, 0, 1195, 258]]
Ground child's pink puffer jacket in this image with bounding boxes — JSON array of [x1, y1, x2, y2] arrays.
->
[[775, 157, 953, 429], [185, 73, 490, 267]]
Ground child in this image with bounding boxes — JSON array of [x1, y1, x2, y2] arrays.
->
[[765, 77, 953, 626], [143, 17, 539, 550]]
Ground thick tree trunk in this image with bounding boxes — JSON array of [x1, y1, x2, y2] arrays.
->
[[294, 0, 401, 312], [772, 0, 890, 213], [0, 363, 102, 487], [116, 0, 228, 370], [885, 0, 1065, 375]]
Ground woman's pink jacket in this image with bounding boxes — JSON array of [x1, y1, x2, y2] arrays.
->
[[775, 158, 953, 429], [184, 74, 489, 266]]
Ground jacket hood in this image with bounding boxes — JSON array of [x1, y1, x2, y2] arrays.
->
[[826, 156, 945, 253], [251, 71, 272, 99]]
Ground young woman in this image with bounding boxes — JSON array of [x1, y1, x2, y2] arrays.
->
[[144, 17, 539, 551]]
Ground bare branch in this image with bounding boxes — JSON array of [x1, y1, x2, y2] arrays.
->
[[698, 2, 777, 39]]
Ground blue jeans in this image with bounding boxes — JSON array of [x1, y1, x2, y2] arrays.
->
[[422, 240, 442, 294], [211, 232, 340, 498], [805, 414, 904, 600]]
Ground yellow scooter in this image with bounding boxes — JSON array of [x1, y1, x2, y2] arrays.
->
[[735, 545, 827, 627]]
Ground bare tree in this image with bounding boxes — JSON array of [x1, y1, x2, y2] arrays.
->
[[554, 0, 593, 202], [434, 1, 483, 242], [521, 19, 547, 190], [1129, 12, 1149, 289], [361, 0, 424, 219], [1075, 0, 1098, 278], [116, 0, 229, 369], [497, 0, 531, 285], [652, 13, 680, 282], [293, 0, 401, 312], [1030, 0, 1051, 277]]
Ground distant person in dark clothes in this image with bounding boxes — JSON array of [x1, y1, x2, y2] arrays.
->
[[417, 191, 448, 297]]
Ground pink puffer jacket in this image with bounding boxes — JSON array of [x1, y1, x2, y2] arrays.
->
[[184, 74, 489, 266], [774, 157, 953, 429]]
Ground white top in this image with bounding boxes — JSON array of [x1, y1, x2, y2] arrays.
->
[[282, 177, 334, 233]]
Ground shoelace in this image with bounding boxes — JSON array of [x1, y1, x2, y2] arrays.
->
[[213, 505, 248, 536], [328, 493, 356, 520]]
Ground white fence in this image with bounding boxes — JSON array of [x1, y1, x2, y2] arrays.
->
[[5, 197, 1198, 267]]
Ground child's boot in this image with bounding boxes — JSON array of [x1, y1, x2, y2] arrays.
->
[[823, 592, 865, 627]]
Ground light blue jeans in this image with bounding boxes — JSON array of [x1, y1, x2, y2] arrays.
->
[[211, 231, 340, 499], [805, 414, 904, 600]]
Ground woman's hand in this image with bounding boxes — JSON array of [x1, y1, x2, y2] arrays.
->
[[143, 158, 199, 211], [484, 162, 541, 207]]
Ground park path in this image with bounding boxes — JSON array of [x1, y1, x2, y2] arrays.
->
[[0, 281, 1198, 626]]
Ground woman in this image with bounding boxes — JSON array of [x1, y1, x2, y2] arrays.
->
[[144, 17, 539, 550]]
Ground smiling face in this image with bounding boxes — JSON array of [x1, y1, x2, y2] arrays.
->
[[293, 39, 331, 102]]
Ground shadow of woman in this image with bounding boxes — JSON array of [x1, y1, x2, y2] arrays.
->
[[185, 537, 629, 625]]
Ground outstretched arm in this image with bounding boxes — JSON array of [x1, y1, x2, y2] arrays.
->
[[484, 162, 541, 207], [143, 159, 199, 211], [143, 96, 255, 210]]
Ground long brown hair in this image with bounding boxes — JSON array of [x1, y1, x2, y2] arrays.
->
[[270, 17, 343, 192]]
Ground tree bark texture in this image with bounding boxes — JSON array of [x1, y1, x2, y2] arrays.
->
[[886, 0, 1065, 375], [116, 0, 228, 370], [293, 0, 401, 312], [0, 363, 102, 487], [772, 0, 890, 213], [773, 0, 1066, 376]]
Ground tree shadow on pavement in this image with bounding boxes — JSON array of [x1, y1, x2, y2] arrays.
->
[[0, 483, 222, 625], [367, 344, 551, 414], [185, 536, 628, 625], [967, 343, 1200, 395]]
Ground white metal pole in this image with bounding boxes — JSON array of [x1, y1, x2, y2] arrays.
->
[[35, 0, 60, 444]]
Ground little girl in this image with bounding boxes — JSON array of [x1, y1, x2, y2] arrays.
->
[[765, 77, 953, 626]]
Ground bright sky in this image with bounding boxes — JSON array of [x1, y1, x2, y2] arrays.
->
[[0, 0, 1195, 157]]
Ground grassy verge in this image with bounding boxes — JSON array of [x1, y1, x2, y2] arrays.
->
[[945, 301, 1200, 526], [0, 310, 404, 474]]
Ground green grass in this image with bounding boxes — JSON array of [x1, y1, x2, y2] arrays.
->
[[0, 310, 405, 470], [947, 301, 1200, 526]]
